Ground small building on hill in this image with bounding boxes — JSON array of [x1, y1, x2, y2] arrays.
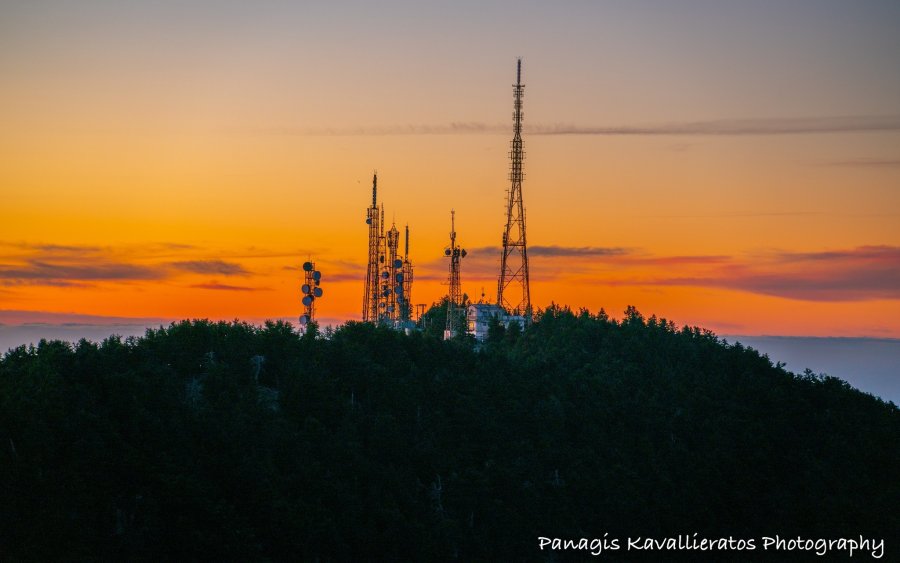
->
[[467, 303, 525, 341]]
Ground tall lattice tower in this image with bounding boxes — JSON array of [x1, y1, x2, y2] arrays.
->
[[362, 173, 381, 322], [497, 58, 531, 319], [385, 222, 401, 322], [400, 225, 414, 322], [444, 210, 466, 339]]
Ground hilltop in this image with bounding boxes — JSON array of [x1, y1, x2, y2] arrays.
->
[[1, 306, 897, 560]]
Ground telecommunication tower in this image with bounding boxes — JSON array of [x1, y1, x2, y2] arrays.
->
[[401, 225, 414, 322], [497, 58, 531, 319], [300, 260, 323, 329], [363, 173, 381, 322], [385, 222, 401, 321], [444, 210, 467, 339]]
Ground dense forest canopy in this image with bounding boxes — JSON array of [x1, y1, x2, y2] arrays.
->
[[1, 305, 897, 561]]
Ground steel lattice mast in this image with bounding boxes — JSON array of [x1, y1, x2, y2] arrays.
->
[[363, 173, 381, 322], [498, 58, 531, 318], [385, 222, 400, 322], [444, 210, 466, 338], [401, 224, 414, 322]]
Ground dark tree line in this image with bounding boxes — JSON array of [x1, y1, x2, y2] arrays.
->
[[1, 306, 897, 561]]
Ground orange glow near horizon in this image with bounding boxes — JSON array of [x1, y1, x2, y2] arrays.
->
[[2, 3, 899, 339], [2, 129, 900, 338]]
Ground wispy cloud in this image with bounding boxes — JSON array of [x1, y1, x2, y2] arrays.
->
[[606, 245, 900, 302], [291, 122, 500, 136], [425, 243, 898, 302], [0, 310, 169, 326], [0, 242, 261, 287], [189, 282, 262, 292], [170, 260, 249, 276], [253, 115, 900, 137], [772, 245, 900, 262], [0, 261, 164, 286], [528, 115, 900, 136], [528, 245, 630, 257], [412, 245, 642, 282], [819, 158, 900, 168]]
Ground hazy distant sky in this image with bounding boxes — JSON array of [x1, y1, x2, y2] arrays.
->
[[2, 1, 899, 338]]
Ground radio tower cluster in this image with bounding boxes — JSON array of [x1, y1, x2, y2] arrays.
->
[[362, 173, 415, 327], [353, 59, 533, 341], [497, 58, 531, 320]]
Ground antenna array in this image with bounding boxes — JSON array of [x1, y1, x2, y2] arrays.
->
[[300, 260, 323, 328]]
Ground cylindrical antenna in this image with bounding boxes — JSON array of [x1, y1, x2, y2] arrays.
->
[[517, 58, 521, 86], [450, 209, 455, 242], [404, 224, 409, 259], [372, 172, 377, 207]]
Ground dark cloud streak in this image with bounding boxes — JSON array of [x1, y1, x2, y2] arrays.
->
[[821, 158, 900, 168], [259, 115, 900, 137], [0, 260, 165, 284], [189, 282, 262, 292], [170, 260, 249, 276]]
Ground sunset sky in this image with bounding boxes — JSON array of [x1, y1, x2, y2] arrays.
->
[[2, 0, 899, 341]]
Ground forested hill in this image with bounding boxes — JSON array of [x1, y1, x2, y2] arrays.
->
[[1, 306, 897, 561]]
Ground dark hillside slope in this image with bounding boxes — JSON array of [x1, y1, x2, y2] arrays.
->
[[1, 307, 897, 561]]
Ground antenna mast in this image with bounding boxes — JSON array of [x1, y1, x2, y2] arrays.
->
[[363, 173, 381, 322], [386, 222, 401, 322], [444, 210, 466, 339], [300, 260, 323, 331], [401, 224, 414, 323], [497, 58, 531, 320]]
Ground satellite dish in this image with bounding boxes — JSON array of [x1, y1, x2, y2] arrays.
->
[[382, 289, 390, 297], [301, 284, 311, 294], [395, 286, 403, 294], [312, 271, 321, 281], [387, 305, 394, 312], [302, 262, 313, 271], [381, 271, 389, 279], [379, 302, 386, 308], [393, 259, 403, 269], [461, 249, 467, 258], [302, 295, 313, 306], [299, 315, 309, 325], [313, 287, 323, 297], [366, 217, 371, 225], [396, 273, 403, 283], [444, 248, 451, 256]]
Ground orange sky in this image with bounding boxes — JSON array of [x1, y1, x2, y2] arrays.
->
[[2, 1, 899, 338]]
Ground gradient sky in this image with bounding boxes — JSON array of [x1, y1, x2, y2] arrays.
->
[[2, 0, 899, 339]]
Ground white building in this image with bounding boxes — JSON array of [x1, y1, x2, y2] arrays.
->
[[466, 303, 524, 341]]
